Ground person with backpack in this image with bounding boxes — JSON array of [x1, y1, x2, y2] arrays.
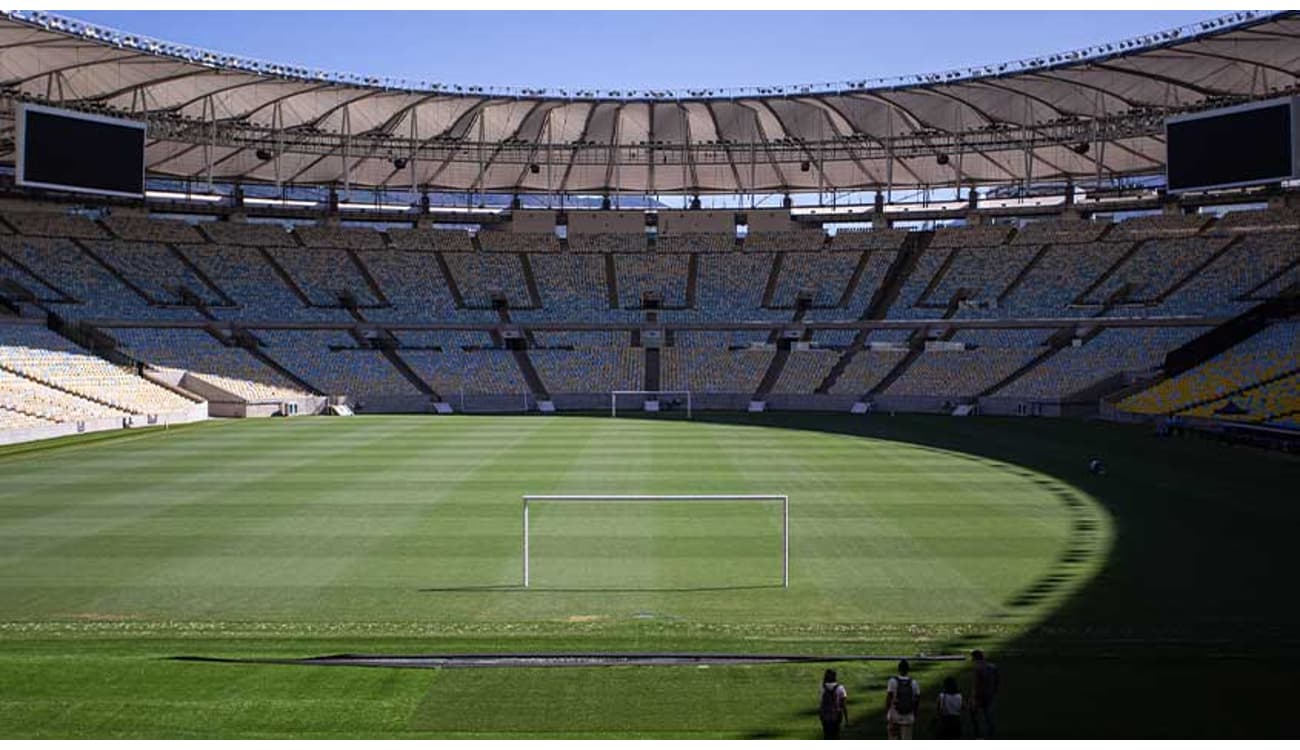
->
[[886, 659, 920, 739], [935, 677, 964, 739], [818, 668, 848, 739], [970, 650, 1000, 739]]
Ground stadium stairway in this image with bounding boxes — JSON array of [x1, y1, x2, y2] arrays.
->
[[257, 248, 316, 308], [816, 231, 932, 394], [431, 251, 467, 308], [760, 253, 783, 308], [0, 247, 77, 304], [1151, 235, 1241, 304], [346, 249, 394, 307], [1076, 237, 1149, 304], [835, 248, 876, 309], [603, 253, 619, 309], [996, 242, 1054, 304], [752, 347, 791, 401], [519, 254, 544, 308], [511, 348, 550, 403], [217, 328, 324, 396], [70, 239, 158, 306], [976, 327, 1078, 399], [685, 253, 699, 310], [644, 346, 661, 392]]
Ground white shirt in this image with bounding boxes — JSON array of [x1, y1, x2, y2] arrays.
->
[[937, 692, 963, 716], [819, 682, 848, 704]]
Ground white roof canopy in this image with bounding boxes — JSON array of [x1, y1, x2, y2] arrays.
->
[[1, 10, 1296, 194]]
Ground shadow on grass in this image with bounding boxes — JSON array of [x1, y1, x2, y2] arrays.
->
[[566, 410, 1300, 737]]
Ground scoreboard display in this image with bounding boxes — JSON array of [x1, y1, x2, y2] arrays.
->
[[1166, 98, 1298, 192], [16, 103, 146, 198]]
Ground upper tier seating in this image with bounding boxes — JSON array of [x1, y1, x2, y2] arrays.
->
[[386, 227, 475, 252], [267, 247, 381, 306], [1010, 218, 1110, 245], [928, 243, 1042, 310], [929, 225, 1013, 248], [353, 250, 462, 323], [742, 231, 826, 253], [833, 228, 908, 251], [84, 240, 225, 305], [998, 242, 1132, 317], [477, 231, 562, 253], [567, 233, 647, 254], [1, 236, 196, 321], [1106, 213, 1208, 240], [442, 253, 532, 308], [770, 252, 860, 308], [655, 233, 735, 254], [1087, 237, 1230, 304], [103, 215, 206, 244], [293, 224, 386, 250], [615, 254, 689, 308], [182, 245, 347, 322], [200, 221, 298, 247], [3, 211, 108, 239], [528, 253, 609, 317]]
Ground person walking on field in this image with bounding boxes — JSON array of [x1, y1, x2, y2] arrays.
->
[[970, 649, 1000, 739], [935, 677, 964, 739], [818, 668, 849, 739], [885, 659, 920, 739]]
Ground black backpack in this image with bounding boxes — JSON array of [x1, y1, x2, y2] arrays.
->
[[819, 683, 842, 722], [893, 677, 916, 715]]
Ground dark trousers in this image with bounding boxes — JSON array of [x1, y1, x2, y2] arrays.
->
[[971, 704, 995, 739], [822, 718, 842, 739], [937, 714, 962, 739]]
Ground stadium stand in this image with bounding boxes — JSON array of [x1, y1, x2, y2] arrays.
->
[[770, 349, 841, 394], [742, 231, 826, 253], [615, 253, 689, 308], [84, 240, 225, 305], [828, 349, 910, 395], [102, 214, 206, 244], [0, 324, 195, 415], [770, 252, 859, 307], [477, 231, 562, 253], [200, 220, 299, 247], [182, 244, 347, 322], [293, 224, 386, 250], [110, 327, 309, 401], [661, 346, 773, 393], [1010, 218, 1110, 245], [442, 252, 532, 308], [531, 347, 643, 393], [1119, 322, 1300, 415], [266, 247, 382, 306], [655, 233, 736, 254], [255, 329, 419, 398], [2, 211, 109, 239], [567, 233, 647, 254]]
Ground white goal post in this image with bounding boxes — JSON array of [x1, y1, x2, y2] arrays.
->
[[521, 494, 789, 588], [610, 390, 692, 418]]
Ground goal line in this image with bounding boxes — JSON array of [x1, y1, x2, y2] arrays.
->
[[610, 390, 692, 418], [521, 494, 789, 589]]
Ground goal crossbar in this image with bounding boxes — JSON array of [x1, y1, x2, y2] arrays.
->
[[521, 494, 788, 588], [610, 390, 692, 418]]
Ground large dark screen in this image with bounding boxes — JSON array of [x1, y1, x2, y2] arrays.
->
[[19, 107, 145, 197], [1167, 103, 1294, 191]]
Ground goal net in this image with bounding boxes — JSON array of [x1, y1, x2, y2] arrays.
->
[[610, 390, 692, 418], [521, 494, 788, 588]]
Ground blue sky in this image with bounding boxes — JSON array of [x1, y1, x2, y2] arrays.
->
[[65, 10, 1231, 91]]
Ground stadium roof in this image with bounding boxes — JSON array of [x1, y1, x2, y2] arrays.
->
[[1, 9, 1297, 195]]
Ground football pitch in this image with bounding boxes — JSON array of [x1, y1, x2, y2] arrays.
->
[[0, 413, 1295, 738]]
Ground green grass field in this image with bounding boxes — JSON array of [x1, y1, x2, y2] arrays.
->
[[1, 413, 1296, 738]]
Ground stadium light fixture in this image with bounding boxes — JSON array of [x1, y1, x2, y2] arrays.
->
[[243, 196, 317, 208]]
